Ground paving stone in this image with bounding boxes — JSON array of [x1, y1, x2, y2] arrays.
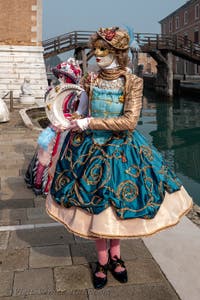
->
[[0, 208, 27, 225], [13, 268, 54, 296], [89, 258, 165, 289], [0, 290, 88, 300], [26, 207, 50, 220], [0, 220, 20, 226], [0, 163, 24, 171], [53, 290, 88, 300], [19, 168, 27, 176], [123, 259, 165, 285], [87, 283, 179, 300], [0, 271, 14, 297], [54, 265, 93, 292], [29, 245, 72, 268], [0, 169, 20, 177], [33, 196, 46, 208], [0, 198, 34, 209], [0, 232, 9, 250], [22, 218, 55, 225], [121, 239, 152, 260], [0, 153, 24, 160], [74, 235, 94, 244], [14, 143, 36, 153], [0, 176, 34, 200], [70, 242, 97, 264], [0, 248, 29, 271], [9, 227, 74, 249]]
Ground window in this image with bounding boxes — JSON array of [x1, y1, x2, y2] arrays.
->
[[162, 23, 166, 34], [169, 20, 172, 32], [195, 4, 199, 19], [184, 11, 188, 24], [194, 30, 199, 44], [184, 34, 188, 46], [175, 16, 180, 29]]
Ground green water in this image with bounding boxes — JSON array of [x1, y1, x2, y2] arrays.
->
[[138, 89, 200, 205]]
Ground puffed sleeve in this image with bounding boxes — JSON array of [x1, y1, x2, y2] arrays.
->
[[89, 74, 143, 131]]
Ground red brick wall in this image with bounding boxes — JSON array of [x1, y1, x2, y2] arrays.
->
[[160, 0, 200, 75], [160, 0, 200, 42], [138, 53, 157, 74], [0, 0, 40, 45]]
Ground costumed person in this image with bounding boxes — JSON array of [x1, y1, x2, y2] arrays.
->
[[46, 27, 193, 289], [25, 58, 88, 195]]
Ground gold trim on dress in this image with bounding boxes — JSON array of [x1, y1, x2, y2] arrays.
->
[[46, 186, 193, 240]]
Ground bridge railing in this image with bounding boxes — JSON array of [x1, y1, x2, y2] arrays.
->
[[43, 31, 94, 57], [42, 31, 200, 63], [135, 33, 200, 60]]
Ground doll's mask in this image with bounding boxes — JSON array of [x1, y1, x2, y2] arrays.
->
[[94, 40, 115, 68]]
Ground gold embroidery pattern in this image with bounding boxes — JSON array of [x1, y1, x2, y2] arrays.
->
[[82, 156, 111, 191], [55, 171, 70, 192], [125, 165, 140, 178], [140, 145, 154, 161], [71, 133, 84, 147], [53, 129, 182, 219], [116, 180, 138, 202]]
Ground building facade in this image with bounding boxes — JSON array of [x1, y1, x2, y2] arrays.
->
[[159, 0, 200, 76], [0, 0, 47, 99], [138, 53, 157, 75]]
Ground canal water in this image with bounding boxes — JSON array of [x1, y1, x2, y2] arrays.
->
[[139, 89, 200, 205]]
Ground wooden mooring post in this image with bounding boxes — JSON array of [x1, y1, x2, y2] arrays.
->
[[155, 52, 173, 97], [9, 91, 14, 112]]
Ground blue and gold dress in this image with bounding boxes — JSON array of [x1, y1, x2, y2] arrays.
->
[[46, 71, 192, 239]]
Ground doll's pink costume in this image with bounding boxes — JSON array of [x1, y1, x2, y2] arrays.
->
[[25, 58, 88, 195]]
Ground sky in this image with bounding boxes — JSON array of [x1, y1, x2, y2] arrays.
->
[[42, 0, 186, 40]]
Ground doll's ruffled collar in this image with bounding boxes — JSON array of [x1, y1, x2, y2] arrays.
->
[[99, 67, 127, 81]]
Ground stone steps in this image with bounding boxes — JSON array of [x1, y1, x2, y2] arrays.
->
[[0, 205, 54, 226], [0, 107, 51, 226]]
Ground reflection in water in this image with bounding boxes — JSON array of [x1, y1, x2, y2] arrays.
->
[[138, 90, 200, 205]]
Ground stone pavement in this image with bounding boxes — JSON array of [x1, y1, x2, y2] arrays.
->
[[0, 105, 198, 299]]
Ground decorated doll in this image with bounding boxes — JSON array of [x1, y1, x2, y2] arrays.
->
[[25, 58, 88, 195], [46, 27, 192, 289]]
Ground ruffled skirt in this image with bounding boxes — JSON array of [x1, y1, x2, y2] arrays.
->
[[46, 129, 193, 239]]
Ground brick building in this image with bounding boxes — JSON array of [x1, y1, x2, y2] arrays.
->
[[138, 53, 157, 75], [0, 0, 47, 98], [159, 0, 200, 76]]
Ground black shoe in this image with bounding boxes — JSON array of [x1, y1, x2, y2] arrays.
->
[[109, 252, 128, 283], [93, 262, 108, 289]]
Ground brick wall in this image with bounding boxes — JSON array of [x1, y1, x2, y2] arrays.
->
[[160, 0, 200, 41], [138, 53, 157, 74], [160, 0, 200, 75], [0, 0, 42, 46]]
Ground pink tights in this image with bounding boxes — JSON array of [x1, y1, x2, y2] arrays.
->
[[95, 239, 125, 278]]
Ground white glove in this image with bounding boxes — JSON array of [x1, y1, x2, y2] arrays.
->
[[70, 118, 91, 131]]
